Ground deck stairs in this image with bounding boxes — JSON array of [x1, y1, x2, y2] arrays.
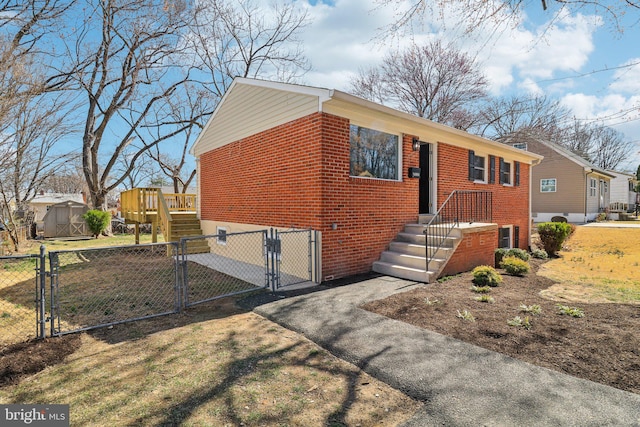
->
[[372, 214, 462, 283], [169, 213, 210, 254]]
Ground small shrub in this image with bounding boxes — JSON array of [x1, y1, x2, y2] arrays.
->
[[500, 256, 530, 276], [507, 316, 532, 330], [537, 222, 573, 256], [519, 304, 542, 315], [456, 309, 475, 322], [494, 248, 508, 265], [506, 248, 530, 261], [437, 274, 460, 283], [83, 210, 111, 238], [471, 265, 503, 287], [556, 304, 585, 318], [471, 285, 492, 293], [424, 297, 440, 305], [531, 248, 548, 259], [474, 295, 495, 303]]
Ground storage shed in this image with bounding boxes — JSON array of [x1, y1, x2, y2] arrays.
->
[[42, 201, 90, 238]]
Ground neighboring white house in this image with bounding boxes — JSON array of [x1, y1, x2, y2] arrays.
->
[[608, 170, 638, 218]]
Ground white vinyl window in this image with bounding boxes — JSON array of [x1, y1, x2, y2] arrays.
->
[[349, 125, 400, 180], [541, 178, 556, 193]]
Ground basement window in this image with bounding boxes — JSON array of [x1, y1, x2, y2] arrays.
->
[[216, 226, 227, 245]]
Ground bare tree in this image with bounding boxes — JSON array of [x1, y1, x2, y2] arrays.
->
[[132, 0, 311, 193], [0, 92, 74, 249], [188, 0, 310, 101], [44, 0, 200, 209], [375, 0, 639, 37], [473, 95, 571, 141], [350, 40, 487, 128], [567, 123, 633, 170]]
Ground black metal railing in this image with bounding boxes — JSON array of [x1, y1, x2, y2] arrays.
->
[[425, 190, 493, 270]]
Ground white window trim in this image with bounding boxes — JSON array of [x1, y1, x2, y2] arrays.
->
[[499, 225, 513, 249], [540, 178, 557, 193], [500, 158, 513, 187], [472, 152, 488, 184], [589, 178, 597, 197], [216, 226, 227, 246]]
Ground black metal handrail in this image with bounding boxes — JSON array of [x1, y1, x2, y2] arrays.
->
[[425, 190, 493, 270]]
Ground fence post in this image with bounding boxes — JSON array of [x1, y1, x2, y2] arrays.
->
[[38, 245, 46, 339]]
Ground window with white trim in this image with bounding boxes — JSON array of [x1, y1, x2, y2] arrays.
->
[[512, 142, 527, 150], [216, 226, 227, 245], [468, 150, 486, 182], [541, 178, 556, 193], [589, 178, 597, 197], [499, 158, 512, 185], [498, 226, 512, 249], [349, 125, 399, 180]]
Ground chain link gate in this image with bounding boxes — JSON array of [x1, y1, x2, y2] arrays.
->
[[267, 228, 319, 290], [181, 230, 270, 307], [0, 247, 46, 350]]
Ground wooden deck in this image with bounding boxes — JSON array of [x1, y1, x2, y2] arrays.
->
[[120, 188, 198, 243]]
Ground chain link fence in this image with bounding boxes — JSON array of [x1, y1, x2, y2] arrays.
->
[[181, 231, 269, 307], [49, 243, 180, 335], [0, 253, 43, 348], [1, 227, 319, 348]]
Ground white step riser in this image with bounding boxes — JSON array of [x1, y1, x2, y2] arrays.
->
[[372, 261, 434, 283], [381, 251, 444, 271], [388, 242, 452, 259], [397, 232, 457, 247]]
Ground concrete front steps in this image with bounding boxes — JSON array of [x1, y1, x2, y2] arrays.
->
[[372, 220, 461, 283]]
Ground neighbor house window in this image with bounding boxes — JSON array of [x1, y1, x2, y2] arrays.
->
[[541, 178, 556, 193], [468, 150, 486, 182], [499, 158, 512, 185], [216, 226, 227, 245], [349, 125, 399, 180], [512, 142, 527, 150], [590, 178, 597, 197]]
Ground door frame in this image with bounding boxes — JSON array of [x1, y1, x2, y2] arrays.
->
[[418, 142, 435, 214]]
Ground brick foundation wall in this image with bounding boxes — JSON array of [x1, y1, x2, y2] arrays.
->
[[199, 112, 420, 281], [440, 228, 498, 277]]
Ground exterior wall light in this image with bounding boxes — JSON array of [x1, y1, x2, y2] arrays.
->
[[412, 137, 420, 151]]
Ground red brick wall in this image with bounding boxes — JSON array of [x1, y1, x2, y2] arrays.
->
[[437, 143, 530, 250], [440, 228, 498, 277], [199, 112, 420, 280]]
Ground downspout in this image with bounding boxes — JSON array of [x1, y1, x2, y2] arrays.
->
[[529, 159, 541, 248], [584, 168, 592, 224]]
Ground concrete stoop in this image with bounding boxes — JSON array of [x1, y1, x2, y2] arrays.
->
[[372, 222, 461, 283]]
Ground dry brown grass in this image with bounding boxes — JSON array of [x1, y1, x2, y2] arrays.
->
[[0, 299, 421, 426], [538, 226, 640, 304]]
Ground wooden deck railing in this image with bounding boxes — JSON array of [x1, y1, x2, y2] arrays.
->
[[120, 188, 196, 243]]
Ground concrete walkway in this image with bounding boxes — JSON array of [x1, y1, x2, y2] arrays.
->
[[253, 276, 640, 426]]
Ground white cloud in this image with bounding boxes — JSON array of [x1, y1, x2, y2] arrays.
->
[[610, 59, 640, 94]]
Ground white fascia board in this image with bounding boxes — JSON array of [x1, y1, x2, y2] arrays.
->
[[328, 90, 543, 165]]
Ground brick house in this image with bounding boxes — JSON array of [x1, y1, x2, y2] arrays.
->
[[190, 78, 542, 283]]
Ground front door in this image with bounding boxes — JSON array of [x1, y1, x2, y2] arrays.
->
[[419, 143, 432, 214]]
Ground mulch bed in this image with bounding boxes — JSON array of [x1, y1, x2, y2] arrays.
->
[[362, 259, 640, 395]]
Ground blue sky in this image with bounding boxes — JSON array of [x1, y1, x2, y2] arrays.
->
[[294, 0, 640, 172]]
